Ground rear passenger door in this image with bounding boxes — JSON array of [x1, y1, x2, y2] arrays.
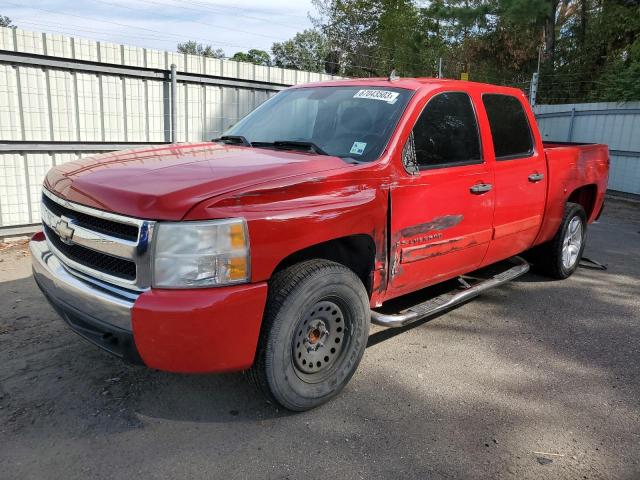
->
[[388, 91, 495, 299], [480, 93, 547, 266]]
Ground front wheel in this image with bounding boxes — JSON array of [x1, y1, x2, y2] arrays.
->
[[248, 260, 370, 411], [533, 202, 587, 279]]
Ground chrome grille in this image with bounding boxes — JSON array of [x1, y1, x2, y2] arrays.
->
[[42, 194, 138, 241], [43, 224, 137, 280], [41, 189, 155, 290]]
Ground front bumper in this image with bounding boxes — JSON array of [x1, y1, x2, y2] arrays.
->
[[31, 237, 143, 363], [31, 238, 269, 373]]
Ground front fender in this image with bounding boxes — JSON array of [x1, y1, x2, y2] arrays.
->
[[183, 172, 389, 288]]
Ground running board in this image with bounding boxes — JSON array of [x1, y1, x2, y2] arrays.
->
[[370, 256, 530, 328]]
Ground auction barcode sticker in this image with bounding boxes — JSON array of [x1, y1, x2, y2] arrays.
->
[[353, 89, 399, 104]]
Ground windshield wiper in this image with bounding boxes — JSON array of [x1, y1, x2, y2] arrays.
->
[[272, 140, 329, 156], [213, 135, 252, 147]]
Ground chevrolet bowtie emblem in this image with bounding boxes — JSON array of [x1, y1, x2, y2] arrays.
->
[[55, 219, 75, 244]]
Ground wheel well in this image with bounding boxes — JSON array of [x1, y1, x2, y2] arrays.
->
[[272, 235, 376, 296], [568, 184, 598, 219]]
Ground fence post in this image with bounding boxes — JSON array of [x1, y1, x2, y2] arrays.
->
[[170, 63, 177, 143], [567, 107, 576, 142], [529, 72, 538, 107]]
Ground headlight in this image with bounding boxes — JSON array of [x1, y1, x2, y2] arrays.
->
[[153, 218, 250, 288]]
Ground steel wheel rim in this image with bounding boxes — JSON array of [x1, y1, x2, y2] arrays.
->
[[292, 299, 348, 381], [562, 216, 583, 269]]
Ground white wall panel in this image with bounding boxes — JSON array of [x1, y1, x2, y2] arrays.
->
[[123, 46, 145, 67], [254, 65, 269, 82], [19, 67, 50, 141], [53, 153, 80, 166], [49, 70, 78, 141], [176, 83, 186, 143], [0, 154, 29, 226], [44, 33, 72, 58], [237, 61, 252, 80], [204, 57, 222, 77], [73, 37, 99, 62], [204, 85, 223, 140], [238, 89, 253, 119], [101, 76, 125, 141], [15, 29, 44, 55], [283, 69, 297, 85], [26, 153, 54, 223], [0, 27, 14, 51], [185, 54, 203, 74], [222, 60, 238, 78], [269, 67, 283, 84], [146, 49, 166, 69], [166, 52, 184, 71], [76, 73, 102, 141], [125, 78, 147, 141], [0, 65, 21, 140], [100, 42, 121, 64], [186, 84, 203, 142], [147, 80, 166, 142], [221, 87, 239, 131]]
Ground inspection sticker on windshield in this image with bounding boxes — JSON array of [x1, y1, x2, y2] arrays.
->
[[353, 89, 399, 104], [350, 142, 367, 155]]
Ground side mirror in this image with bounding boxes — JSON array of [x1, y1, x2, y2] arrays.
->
[[402, 131, 419, 175]]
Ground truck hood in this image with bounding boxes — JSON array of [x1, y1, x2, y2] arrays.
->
[[44, 143, 350, 220]]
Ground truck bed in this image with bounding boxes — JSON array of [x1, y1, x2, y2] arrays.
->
[[535, 142, 609, 246]]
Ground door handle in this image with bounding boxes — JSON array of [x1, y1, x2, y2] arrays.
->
[[470, 183, 493, 194], [528, 173, 544, 182]]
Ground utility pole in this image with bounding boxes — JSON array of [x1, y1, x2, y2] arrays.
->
[[438, 57, 442, 79]]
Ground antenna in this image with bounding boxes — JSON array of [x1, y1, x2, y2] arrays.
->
[[388, 69, 399, 81]]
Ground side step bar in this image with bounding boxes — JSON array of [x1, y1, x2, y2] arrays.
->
[[371, 256, 530, 328]]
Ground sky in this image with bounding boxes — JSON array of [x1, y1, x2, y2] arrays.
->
[[2, 0, 317, 57]]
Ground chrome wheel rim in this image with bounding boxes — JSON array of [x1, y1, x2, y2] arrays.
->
[[562, 216, 583, 269], [292, 300, 346, 377]]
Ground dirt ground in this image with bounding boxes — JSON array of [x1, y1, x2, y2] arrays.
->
[[1, 198, 639, 479]]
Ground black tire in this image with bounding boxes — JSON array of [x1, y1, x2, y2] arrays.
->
[[532, 202, 587, 279], [248, 260, 370, 411]]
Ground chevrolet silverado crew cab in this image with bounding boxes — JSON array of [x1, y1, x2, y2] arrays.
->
[[31, 78, 609, 411]]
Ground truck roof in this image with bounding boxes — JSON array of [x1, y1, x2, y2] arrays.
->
[[291, 77, 526, 97]]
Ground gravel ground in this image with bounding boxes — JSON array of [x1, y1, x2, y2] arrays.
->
[[1, 198, 639, 479]]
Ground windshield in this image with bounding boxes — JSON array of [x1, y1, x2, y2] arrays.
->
[[223, 86, 413, 162]]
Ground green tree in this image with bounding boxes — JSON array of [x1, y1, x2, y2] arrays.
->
[[177, 41, 225, 59], [271, 29, 329, 72], [311, 0, 382, 76], [231, 49, 272, 66], [0, 15, 16, 28]]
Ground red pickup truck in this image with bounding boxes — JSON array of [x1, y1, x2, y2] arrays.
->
[[31, 78, 608, 411]]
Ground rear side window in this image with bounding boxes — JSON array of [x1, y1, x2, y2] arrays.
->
[[482, 94, 534, 160], [411, 92, 482, 169]]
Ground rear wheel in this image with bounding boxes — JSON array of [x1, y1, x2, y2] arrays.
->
[[532, 202, 587, 279], [248, 260, 370, 411]]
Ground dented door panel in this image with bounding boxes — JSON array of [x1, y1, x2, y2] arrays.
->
[[387, 164, 495, 300]]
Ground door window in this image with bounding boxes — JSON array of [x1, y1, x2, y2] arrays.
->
[[409, 92, 482, 170], [482, 94, 534, 160]]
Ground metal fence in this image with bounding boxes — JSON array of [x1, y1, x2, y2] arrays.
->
[[0, 27, 340, 235], [534, 102, 640, 195]]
